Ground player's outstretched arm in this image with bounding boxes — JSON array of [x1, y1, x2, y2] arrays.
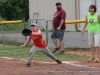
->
[[21, 37, 31, 47]]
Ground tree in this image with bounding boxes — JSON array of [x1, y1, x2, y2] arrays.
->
[[0, 0, 29, 21]]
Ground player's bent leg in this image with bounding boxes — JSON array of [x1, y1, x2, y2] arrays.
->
[[25, 46, 37, 67], [25, 52, 36, 67], [28, 52, 35, 63], [42, 47, 62, 64]]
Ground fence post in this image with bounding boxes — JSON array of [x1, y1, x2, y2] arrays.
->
[[28, 19, 31, 29], [46, 20, 48, 45], [23, 18, 27, 41], [1, 25, 4, 41], [0, 18, 4, 41]]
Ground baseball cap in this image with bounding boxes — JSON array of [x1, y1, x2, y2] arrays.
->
[[55, 2, 61, 6], [31, 23, 38, 27]]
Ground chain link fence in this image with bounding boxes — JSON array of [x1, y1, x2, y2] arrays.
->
[[46, 20, 88, 48], [0, 19, 89, 48], [0, 20, 26, 43]]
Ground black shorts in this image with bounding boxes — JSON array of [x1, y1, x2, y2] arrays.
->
[[51, 29, 65, 40]]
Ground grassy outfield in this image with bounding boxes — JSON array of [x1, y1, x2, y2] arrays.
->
[[0, 44, 90, 61]]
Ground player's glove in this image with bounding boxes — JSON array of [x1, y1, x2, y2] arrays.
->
[[22, 28, 32, 36]]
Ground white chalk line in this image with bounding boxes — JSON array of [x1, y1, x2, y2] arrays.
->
[[1, 57, 96, 68]]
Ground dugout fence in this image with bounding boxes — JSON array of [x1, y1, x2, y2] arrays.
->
[[0, 18, 26, 42], [0, 18, 88, 48], [46, 20, 88, 48], [28, 19, 88, 48]]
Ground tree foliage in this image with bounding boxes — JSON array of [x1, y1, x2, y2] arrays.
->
[[0, 0, 29, 21]]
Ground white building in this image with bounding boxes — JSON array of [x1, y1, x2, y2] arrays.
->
[[29, 0, 100, 31]]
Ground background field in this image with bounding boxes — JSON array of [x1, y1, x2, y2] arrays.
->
[[0, 44, 90, 60], [0, 44, 100, 75]]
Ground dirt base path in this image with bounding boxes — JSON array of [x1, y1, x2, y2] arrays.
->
[[0, 57, 100, 75]]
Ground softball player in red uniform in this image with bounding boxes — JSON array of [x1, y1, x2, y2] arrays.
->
[[21, 23, 62, 67]]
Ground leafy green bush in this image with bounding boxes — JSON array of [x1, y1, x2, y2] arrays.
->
[[0, 0, 29, 21]]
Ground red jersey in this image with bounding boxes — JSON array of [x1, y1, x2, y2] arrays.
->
[[53, 9, 66, 30], [30, 31, 47, 48]]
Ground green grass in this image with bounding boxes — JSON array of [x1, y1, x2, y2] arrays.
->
[[0, 44, 90, 61], [0, 44, 29, 59]]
